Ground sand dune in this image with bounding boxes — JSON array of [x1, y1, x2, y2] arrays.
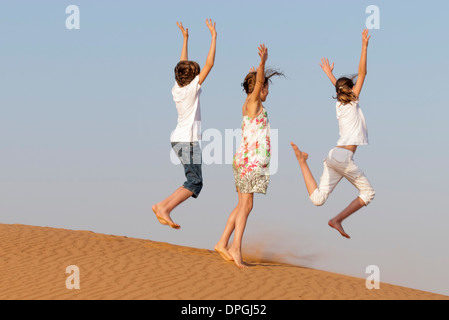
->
[[0, 223, 446, 300]]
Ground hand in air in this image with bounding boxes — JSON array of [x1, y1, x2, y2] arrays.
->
[[362, 28, 371, 46], [319, 58, 334, 74], [206, 18, 217, 38], [176, 21, 188, 38], [258, 44, 268, 64]]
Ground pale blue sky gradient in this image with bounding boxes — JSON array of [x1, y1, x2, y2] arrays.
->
[[0, 0, 448, 296]]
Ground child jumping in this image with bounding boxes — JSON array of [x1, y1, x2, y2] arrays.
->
[[152, 19, 217, 229], [291, 29, 375, 239], [215, 44, 283, 268]]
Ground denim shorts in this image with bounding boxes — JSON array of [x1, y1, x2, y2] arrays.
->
[[171, 141, 203, 198]]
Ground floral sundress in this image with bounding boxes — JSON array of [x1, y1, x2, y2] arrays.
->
[[233, 107, 271, 194]]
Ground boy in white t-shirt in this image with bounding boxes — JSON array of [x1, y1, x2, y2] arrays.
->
[[291, 29, 375, 239], [152, 19, 217, 230]]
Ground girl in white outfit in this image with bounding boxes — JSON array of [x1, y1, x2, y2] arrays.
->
[[291, 29, 375, 239]]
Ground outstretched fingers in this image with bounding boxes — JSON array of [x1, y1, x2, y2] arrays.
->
[[319, 57, 334, 73], [320, 58, 335, 69], [206, 18, 216, 27], [176, 21, 188, 37], [258, 44, 268, 62], [362, 29, 371, 45], [205, 18, 217, 37]]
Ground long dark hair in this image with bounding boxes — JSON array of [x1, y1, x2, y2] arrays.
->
[[334, 75, 358, 105], [242, 68, 284, 94]]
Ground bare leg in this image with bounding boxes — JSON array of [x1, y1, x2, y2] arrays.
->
[[215, 191, 242, 261], [328, 197, 365, 239], [228, 193, 254, 268], [153, 187, 183, 224], [290, 142, 318, 196], [152, 186, 193, 229]]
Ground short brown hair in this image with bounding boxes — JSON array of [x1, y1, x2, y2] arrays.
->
[[334, 76, 358, 105], [174, 61, 201, 87]]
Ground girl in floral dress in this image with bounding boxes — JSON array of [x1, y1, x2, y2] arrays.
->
[[233, 106, 271, 194], [215, 44, 283, 268]]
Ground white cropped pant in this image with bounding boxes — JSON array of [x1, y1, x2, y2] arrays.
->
[[310, 147, 375, 206]]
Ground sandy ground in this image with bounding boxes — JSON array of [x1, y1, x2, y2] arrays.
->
[[0, 223, 447, 300]]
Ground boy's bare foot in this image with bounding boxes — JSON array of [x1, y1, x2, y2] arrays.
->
[[328, 219, 350, 239], [290, 142, 309, 162], [214, 244, 234, 262], [228, 247, 248, 269], [152, 205, 180, 230]]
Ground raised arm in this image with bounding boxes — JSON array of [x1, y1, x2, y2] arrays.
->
[[176, 21, 189, 61], [352, 29, 371, 99], [198, 19, 217, 85], [246, 44, 268, 117], [253, 44, 268, 98], [319, 58, 337, 86]]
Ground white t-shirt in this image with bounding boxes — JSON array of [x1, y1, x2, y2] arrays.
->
[[336, 100, 369, 146], [170, 75, 202, 142]]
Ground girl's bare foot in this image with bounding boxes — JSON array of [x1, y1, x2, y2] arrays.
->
[[290, 142, 309, 162], [214, 244, 234, 262], [152, 205, 180, 230], [328, 219, 350, 239], [228, 247, 248, 269]]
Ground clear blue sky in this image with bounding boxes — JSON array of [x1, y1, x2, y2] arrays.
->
[[1, 0, 448, 296]]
